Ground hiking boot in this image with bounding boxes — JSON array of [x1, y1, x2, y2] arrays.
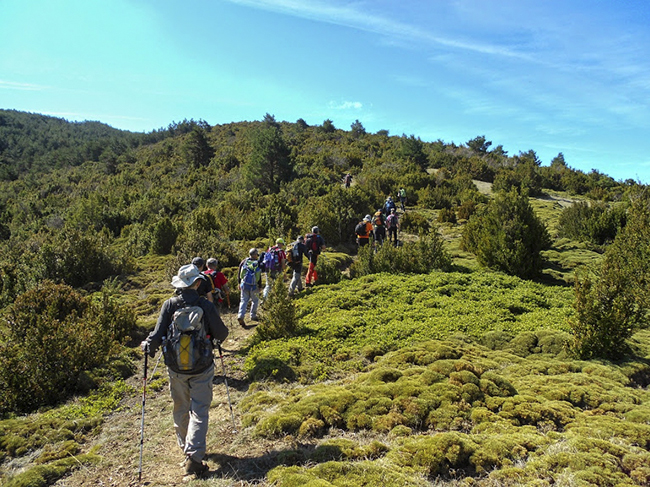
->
[[184, 456, 209, 476], [251, 315, 260, 321], [238, 317, 246, 327]]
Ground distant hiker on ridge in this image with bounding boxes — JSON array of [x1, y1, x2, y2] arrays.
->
[[398, 187, 407, 212], [387, 208, 400, 246], [373, 209, 386, 247], [344, 173, 352, 188]]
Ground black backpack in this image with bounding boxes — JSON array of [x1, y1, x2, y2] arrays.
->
[[163, 298, 213, 373], [355, 222, 367, 236]]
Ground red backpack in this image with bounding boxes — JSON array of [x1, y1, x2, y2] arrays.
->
[[305, 233, 319, 253]]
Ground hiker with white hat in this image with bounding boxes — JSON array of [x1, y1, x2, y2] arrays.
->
[[140, 264, 228, 477]]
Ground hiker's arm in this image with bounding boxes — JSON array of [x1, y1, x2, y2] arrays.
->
[[205, 302, 229, 342], [141, 300, 172, 356]]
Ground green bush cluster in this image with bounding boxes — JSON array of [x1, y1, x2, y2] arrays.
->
[[558, 200, 627, 245], [2, 450, 101, 487], [571, 191, 650, 359], [311, 253, 345, 285], [253, 276, 300, 344], [462, 189, 551, 279], [399, 211, 431, 234], [0, 415, 102, 460], [0, 282, 136, 415], [245, 341, 537, 440], [350, 231, 452, 278]]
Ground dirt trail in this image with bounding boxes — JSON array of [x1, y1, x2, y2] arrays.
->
[[54, 308, 281, 486]]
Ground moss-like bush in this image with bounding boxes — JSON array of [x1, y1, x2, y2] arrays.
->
[[2, 451, 101, 487]]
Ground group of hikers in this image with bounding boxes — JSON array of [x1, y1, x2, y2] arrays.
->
[[138, 189, 406, 478], [236, 227, 325, 325], [355, 192, 405, 248], [140, 227, 325, 477]]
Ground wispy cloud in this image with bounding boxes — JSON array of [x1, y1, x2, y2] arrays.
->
[[0, 80, 47, 91], [329, 101, 363, 110], [223, 0, 530, 61]]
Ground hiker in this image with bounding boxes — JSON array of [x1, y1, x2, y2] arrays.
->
[[399, 188, 407, 211], [373, 210, 386, 247], [355, 215, 373, 247], [344, 173, 352, 188], [204, 257, 230, 308], [191, 257, 214, 303], [262, 238, 288, 300], [287, 235, 308, 296], [237, 248, 263, 326], [305, 226, 325, 287], [140, 264, 228, 477], [384, 195, 397, 216], [387, 208, 400, 246]]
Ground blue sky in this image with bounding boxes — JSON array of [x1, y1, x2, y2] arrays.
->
[[2, 1, 650, 183]]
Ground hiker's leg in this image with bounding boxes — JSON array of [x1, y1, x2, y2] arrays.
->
[[296, 267, 304, 291], [237, 289, 249, 319], [310, 257, 318, 284], [289, 268, 301, 293], [168, 369, 191, 452], [250, 290, 260, 318], [262, 275, 273, 300], [184, 364, 214, 462]]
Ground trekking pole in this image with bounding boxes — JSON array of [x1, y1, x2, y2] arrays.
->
[[148, 350, 163, 383], [138, 349, 149, 482], [215, 340, 237, 433]]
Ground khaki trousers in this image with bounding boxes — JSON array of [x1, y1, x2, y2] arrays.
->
[[168, 363, 214, 462]]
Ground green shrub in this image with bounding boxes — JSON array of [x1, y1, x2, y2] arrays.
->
[[253, 277, 300, 344], [39, 227, 130, 287], [461, 188, 551, 279], [437, 207, 457, 224], [400, 212, 431, 234], [313, 254, 343, 285], [150, 215, 177, 254], [558, 201, 626, 245], [0, 282, 136, 415], [2, 452, 101, 487], [570, 192, 650, 359], [350, 231, 451, 278], [390, 432, 477, 475]]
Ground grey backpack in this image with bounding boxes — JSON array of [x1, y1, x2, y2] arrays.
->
[[163, 299, 213, 373]]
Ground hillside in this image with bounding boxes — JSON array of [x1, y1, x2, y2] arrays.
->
[[5, 263, 649, 486], [1, 111, 649, 486]]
